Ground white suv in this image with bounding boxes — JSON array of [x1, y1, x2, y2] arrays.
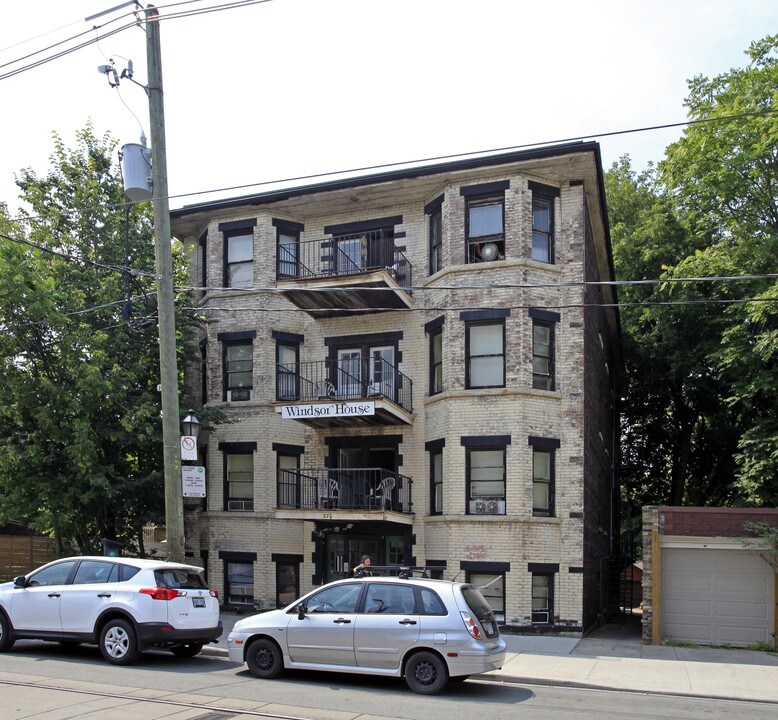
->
[[228, 571, 506, 694], [0, 556, 221, 665]]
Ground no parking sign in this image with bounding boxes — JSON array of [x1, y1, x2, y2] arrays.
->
[[180, 435, 197, 460]]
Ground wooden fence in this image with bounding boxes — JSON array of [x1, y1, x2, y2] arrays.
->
[[0, 534, 57, 581]]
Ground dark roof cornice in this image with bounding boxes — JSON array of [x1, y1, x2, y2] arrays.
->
[[171, 141, 598, 218]]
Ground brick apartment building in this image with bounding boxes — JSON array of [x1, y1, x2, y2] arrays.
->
[[170, 141, 623, 634]]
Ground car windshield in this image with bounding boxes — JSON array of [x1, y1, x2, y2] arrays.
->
[[461, 585, 494, 621], [154, 568, 207, 589]]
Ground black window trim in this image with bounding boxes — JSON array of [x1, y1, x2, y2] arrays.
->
[[220, 443, 257, 512], [532, 319, 555, 392], [324, 215, 403, 236], [428, 324, 443, 396], [222, 338, 254, 402], [464, 442, 507, 516], [531, 444, 556, 517], [276, 335, 301, 401], [529, 567, 556, 625], [428, 198, 443, 275], [276, 223, 300, 280], [429, 443, 443, 516], [221, 553, 256, 610], [465, 318, 506, 389], [222, 223, 255, 289], [529, 182, 558, 265]]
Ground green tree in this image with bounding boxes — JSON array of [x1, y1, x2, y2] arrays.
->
[[0, 124, 193, 554], [608, 34, 778, 520], [606, 159, 739, 525], [660, 34, 778, 505]]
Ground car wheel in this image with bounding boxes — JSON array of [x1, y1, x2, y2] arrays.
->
[[99, 618, 140, 665], [404, 651, 448, 694], [170, 642, 203, 658], [0, 612, 15, 652], [245, 637, 284, 679]]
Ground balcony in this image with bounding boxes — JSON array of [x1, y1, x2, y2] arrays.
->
[[276, 232, 413, 317], [277, 467, 413, 522], [274, 358, 413, 427]]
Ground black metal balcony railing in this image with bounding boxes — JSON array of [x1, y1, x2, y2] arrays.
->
[[277, 231, 413, 289], [277, 468, 412, 513], [277, 358, 413, 413]]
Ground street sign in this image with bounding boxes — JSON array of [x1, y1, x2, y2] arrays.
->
[[180, 435, 197, 461], [182, 465, 206, 497]]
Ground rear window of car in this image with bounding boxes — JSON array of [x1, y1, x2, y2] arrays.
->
[[154, 568, 207, 589], [461, 585, 494, 621], [119, 565, 141, 582]]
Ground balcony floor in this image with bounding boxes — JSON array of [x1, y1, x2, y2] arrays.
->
[[274, 507, 414, 524], [277, 269, 412, 317]]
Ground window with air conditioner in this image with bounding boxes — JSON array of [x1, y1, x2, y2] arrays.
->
[[225, 342, 253, 401], [466, 446, 506, 515], [531, 573, 553, 624], [226, 453, 253, 511], [466, 195, 504, 264], [225, 561, 254, 606]]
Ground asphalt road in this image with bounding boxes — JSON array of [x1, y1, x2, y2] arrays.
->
[[0, 640, 776, 720]]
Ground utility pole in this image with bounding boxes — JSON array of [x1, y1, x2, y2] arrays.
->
[[145, 4, 184, 562]]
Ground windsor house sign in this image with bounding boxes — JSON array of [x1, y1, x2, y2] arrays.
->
[[280, 401, 375, 419]]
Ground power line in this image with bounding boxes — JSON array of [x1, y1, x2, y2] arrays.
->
[[178, 297, 778, 314], [0, 15, 85, 56], [0, 0, 272, 81], [177, 273, 778, 295], [2, 222, 775, 293], [0, 22, 138, 81], [0, 232, 155, 277], [6, 286, 775, 329]]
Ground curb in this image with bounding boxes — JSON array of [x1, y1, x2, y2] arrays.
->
[[200, 647, 777, 704], [470, 673, 778, 704]]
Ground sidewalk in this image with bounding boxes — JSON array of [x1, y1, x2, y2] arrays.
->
[[211, 612, 778, 703]]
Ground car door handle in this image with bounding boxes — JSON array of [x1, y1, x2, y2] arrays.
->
[[333, 618, 352, 624], [48, 593, 60, 598], [97, 593, 112, 598], [399, 619, 417, 625]]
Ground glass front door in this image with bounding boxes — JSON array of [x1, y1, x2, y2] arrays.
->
[[337, 349, 362, 398], [369, 345, 395, 399]]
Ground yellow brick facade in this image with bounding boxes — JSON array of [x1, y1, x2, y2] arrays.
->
[[174, 144, 621, 634]]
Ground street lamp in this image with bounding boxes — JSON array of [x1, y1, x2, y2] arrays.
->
[[181, 410, 200, 440]]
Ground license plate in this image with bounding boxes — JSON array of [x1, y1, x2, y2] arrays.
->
[[192, 596, 206, 608]]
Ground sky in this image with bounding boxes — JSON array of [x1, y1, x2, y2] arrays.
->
[[1, 0, 776, 216]]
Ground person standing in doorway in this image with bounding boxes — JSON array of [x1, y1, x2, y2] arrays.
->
[[353, 555, 373, 577]]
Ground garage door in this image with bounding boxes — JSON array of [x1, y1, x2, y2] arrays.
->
[[662, 547, 775, 647]]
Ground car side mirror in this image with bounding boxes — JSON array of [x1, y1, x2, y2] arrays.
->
[[297, 603, 306, 621], [13, 576, 26, 588]]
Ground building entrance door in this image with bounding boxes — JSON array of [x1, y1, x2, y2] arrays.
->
[[325, 533, 380, 583]]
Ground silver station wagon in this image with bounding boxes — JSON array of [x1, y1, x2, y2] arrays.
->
[[228, 570, 506, 694]]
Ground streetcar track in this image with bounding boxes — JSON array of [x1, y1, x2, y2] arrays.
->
[[0, 678, 322, 720]]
